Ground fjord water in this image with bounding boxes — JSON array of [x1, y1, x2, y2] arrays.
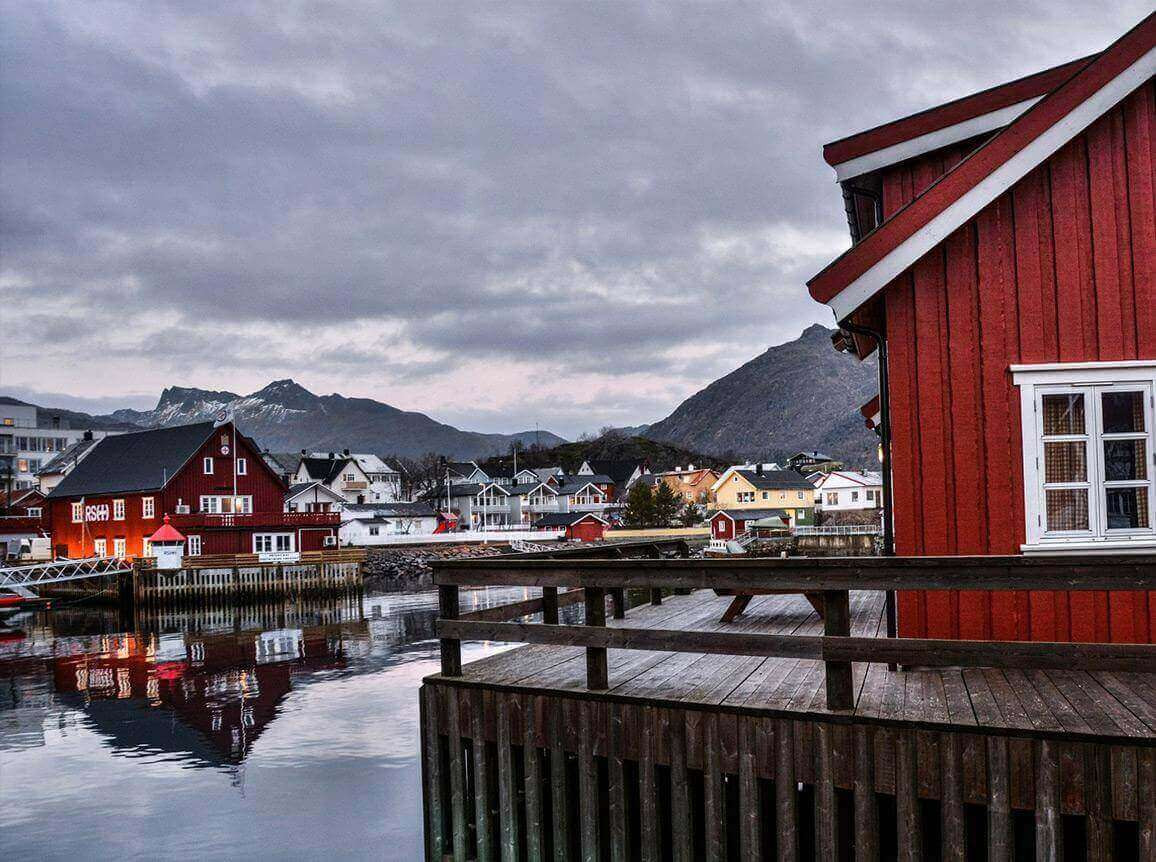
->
[[0, 588, 530, 861]]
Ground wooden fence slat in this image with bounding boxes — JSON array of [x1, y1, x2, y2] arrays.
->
[[447, 688, 469, 862], [550, 740, 570, 862], [640, 707, 660, 862], [670, 709, 693, 862], [578, 702, 599, 862], [1140, 748, 1155, 862], [421, 687, 444, 862], [473, 692, 494, 862], [853, 724, 878, 861], [704, 712, 725, 861], [1035, 739, 1061, 862], [522, 696, 544, 862], [815, 721, 839, 860], [738, 716, 761, 862], [897, 731, 921, 862], [497, 696, 519, 862], [608, 703, 628, 862], [941, 732, 965, 862], [987, 736, 1012, 862], [776, 718, 798, 862]]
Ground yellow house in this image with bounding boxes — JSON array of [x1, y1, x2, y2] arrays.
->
[[709, 467, 816, 525]]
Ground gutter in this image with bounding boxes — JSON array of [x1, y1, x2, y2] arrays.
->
[[835, 317, 897, 647]]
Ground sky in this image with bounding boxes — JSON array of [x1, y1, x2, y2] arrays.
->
[[1, 1, 1149, 438]]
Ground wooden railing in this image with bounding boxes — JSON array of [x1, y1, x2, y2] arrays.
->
[[432, 554, 1156, 710]]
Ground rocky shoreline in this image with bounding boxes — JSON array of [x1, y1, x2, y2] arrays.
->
[[361, 541, 593, 592]]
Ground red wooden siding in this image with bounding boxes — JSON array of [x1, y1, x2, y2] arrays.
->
[[882, 82, 1156, 643]]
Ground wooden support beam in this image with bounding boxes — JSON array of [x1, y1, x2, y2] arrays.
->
[[541, 587, 559, 624], [610, 587, 626, 619], [823, 590, 854, 710], [584, 587, 608, 690], [440, 585, 461, 677]]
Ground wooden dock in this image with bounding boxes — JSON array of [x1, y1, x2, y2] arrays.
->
[[131, 548, 365, 607], [420, 555, 1156, 861]]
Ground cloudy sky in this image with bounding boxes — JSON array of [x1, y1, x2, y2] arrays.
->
[[1, 2, 1148, 437]]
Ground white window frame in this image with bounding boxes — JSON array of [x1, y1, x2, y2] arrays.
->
[[253, 532, 295, 554], [93, 538, 107, 557], [113, 498, 125, 521], [236, 457, 247, 476], [203, 457, 214, 474], [142, 496, 155, 519], [113, 537, 127, 558], [1014, 362, 1156, 553], [186, 535, 202, 556], [72, 502, 83, 523]]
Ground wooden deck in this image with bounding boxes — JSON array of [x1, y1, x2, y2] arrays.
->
[[442, 589, 1156, 744]]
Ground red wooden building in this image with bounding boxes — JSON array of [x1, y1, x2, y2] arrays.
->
[[532, 512, 608, 542], [709, 508, 790, 542], [45, 421, 337, 559], [810, 15, 1156, 643]]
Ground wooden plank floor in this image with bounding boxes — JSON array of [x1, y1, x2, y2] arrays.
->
[[446, 590, 1156, 743]]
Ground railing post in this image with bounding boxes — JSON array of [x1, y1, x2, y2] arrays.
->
[[439, 584, 461, 676], [542, 586, 559, 624], [610, 587, 626, 619], [823, 589, 853, 710], [585, 586, 608, 689]]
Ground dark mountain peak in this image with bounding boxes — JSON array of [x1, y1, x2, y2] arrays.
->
[[157, 385, 240, 409], [251, 379, 319, 409], [644, 324, 877, 465]]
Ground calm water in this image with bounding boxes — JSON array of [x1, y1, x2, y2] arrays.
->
[[0, 587, 535, 861]]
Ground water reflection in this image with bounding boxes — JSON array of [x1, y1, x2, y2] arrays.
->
[[0, 586, 536, 860]]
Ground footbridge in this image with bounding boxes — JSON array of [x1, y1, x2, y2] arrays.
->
[[0, 556, 132, 598]]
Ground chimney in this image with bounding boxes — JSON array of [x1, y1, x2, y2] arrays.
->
[[756, 464, 764, 476], [300, 449, 307, 457], [343, 448, 350, 457], [83, 430, 93, 441], [328, 452, 335, 459]]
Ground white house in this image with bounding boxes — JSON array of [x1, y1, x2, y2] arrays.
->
[[293, 453, 375, 504], [340, 502, 443, 545], [285, 481, 346, 513], [811, 471, 884, 511], [347, 453, 403, 502]]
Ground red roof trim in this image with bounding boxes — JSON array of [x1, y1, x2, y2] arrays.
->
[[823, 55, 1095, 167], [809, 13, 1155, 307]]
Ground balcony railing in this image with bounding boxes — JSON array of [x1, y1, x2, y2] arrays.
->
[[170, 511, 339, 529], [432, 554, 1156, 711]]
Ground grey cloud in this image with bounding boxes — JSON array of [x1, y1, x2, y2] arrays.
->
[[1, 1, 1148, 437]]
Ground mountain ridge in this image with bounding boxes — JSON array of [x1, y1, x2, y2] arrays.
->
[[23, 380, 569, 460], [644, 323, 878, 465]]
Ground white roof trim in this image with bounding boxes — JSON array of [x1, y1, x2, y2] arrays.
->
[[831, 96, 1043, 182], [828, 46, 1156, 322]]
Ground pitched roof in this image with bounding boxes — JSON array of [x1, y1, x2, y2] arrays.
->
[[736, 470, 814, 491], [36, 436, 100, 475], [285, 481, 345, 501], [343, 501, 439, 520], [823, 55, 1095, 180], [712, 508, 790, 521], [446, 461, 483, 478], [533, 512, 608, 528], [46, 422, 216, 498], [298, 456, 357, 484], [585, 460, 643, 484], [809, 14, 1156, 320]]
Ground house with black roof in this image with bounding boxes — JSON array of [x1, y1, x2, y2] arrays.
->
[[45, 421, 337, 559]]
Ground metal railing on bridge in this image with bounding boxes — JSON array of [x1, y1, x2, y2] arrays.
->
[[0, 556, 132, 596]]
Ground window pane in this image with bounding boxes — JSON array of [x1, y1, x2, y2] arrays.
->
[[1103, 439, 1148, 481], [1101, 391, 1145, 434], [1046, 488, 1089, 531], [1042, 394, 1085, 435], [1044, 441, 1087, 483], [1105, 487, 1150, 529]]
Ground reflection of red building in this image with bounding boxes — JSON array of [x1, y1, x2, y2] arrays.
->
[[52, 626, 351, 766], [46, 421, 337, 559]]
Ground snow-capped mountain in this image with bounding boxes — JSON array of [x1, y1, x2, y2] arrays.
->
[[93, 379, 567, 459]]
